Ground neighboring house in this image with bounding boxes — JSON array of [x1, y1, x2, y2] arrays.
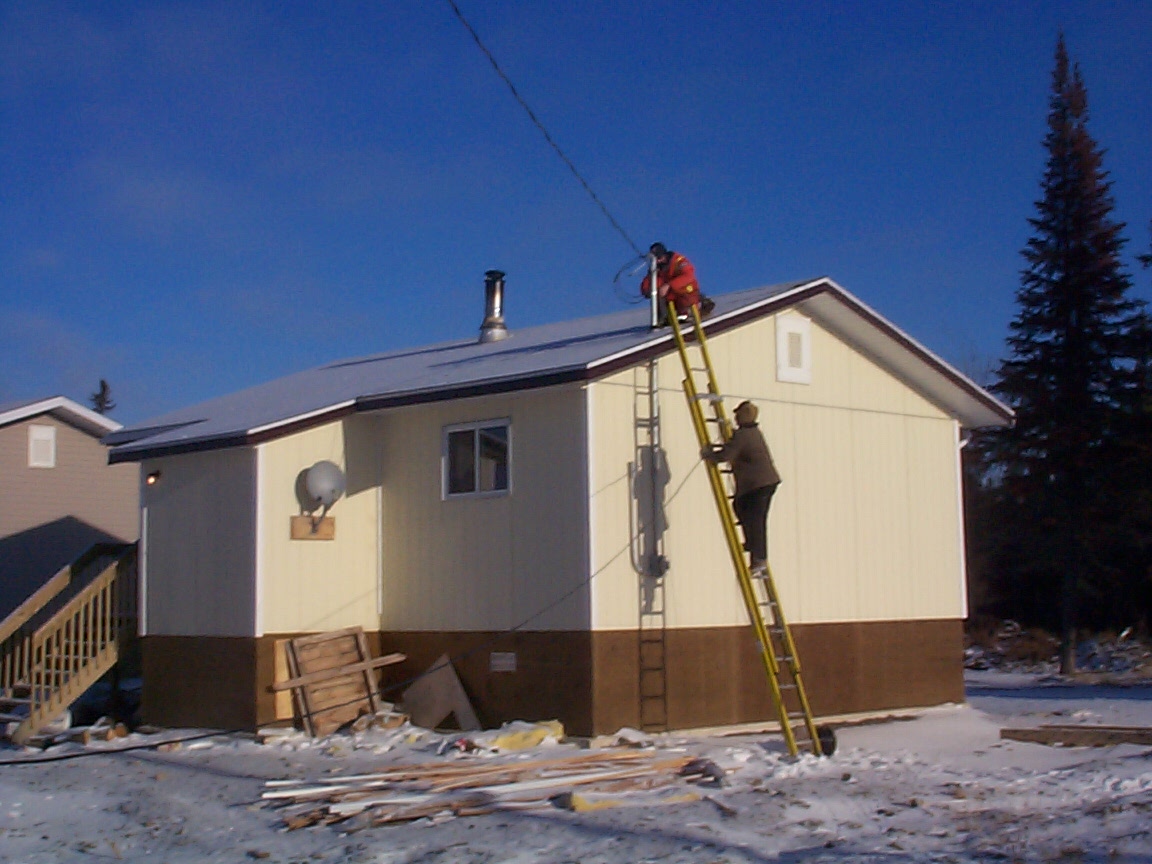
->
[[0, 397, 139, 619], [107, 276, 1012, 735]]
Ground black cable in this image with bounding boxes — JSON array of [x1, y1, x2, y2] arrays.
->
[[1, 461, 708, 764], [0, 728, 246, 767], [614, 254, 651, 305], [445, 0, 642, 257]]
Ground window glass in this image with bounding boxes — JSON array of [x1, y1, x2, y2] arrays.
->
[[477, 425, 508, 492], [447, 429, 476, 494], [444, 420, 510, 498]]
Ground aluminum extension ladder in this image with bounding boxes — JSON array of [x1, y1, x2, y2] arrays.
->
[[666, 301, 825, 757]]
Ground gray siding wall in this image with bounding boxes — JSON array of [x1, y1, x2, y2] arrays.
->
[[0, 414, 138, 543], [141, 448, 257, 637]]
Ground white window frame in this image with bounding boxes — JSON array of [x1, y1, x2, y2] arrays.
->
[[28, 424, 57, 468], [441, 418, 512, 500], [776, 312, 812, 384]]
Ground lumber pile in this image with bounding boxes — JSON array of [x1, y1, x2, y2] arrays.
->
[[264, 749, 720, 830], [1001, 724, 1152, 747]]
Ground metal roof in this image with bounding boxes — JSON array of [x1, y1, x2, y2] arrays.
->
[[107, 278, 1012, 463], [0, 396, 122, 437]]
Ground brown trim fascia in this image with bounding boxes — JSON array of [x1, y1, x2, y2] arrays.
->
[[108, 431, 255, 464]]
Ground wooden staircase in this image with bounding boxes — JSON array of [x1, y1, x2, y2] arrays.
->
[[0, 542, 138, 745]]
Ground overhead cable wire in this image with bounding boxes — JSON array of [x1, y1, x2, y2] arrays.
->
[[445, 0, 642, 256]]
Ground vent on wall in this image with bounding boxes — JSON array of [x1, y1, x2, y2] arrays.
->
[[28, 424, 56, 468], [776, 312, 812, 384]]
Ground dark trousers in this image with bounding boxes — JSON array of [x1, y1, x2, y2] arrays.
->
[[733, 483, 777, 562]]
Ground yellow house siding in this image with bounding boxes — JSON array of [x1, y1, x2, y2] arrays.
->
[[377, 386, 589, 632], [141, 448, 256, 636], [589, 311, 966, 630], [257, 418, 380, 635]]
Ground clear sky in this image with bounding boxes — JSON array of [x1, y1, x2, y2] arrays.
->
[[2, 1, 1150, 425]]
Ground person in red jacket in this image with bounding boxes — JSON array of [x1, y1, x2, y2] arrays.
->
[[640, 242, 713, 323]]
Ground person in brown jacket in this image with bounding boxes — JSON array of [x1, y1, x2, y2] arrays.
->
[[702, 400, 780, 574]]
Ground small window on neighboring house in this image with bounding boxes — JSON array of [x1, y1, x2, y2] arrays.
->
[[443, 420, 510, 498], [776, 312, 812, 384], [29, 424, 56, 468]]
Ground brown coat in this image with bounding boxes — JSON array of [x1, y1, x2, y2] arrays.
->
[[710, 423, 780, 497]]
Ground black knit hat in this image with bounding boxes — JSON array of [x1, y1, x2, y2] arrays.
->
[[649, 242, 668, 258]]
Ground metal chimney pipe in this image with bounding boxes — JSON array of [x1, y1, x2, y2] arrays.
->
[[479, 270, 509, 343]]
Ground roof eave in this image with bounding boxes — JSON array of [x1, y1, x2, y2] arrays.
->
[[0, 396, 122, 437]]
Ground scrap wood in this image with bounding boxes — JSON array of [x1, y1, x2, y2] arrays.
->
[[559, 787, 704, 812], [400, 654, 480, 731], [263, 751, 686, 801], [277, 627, 405, 737], [267, 749, 701, 828], [270, 653, 405, 691], [1001, 724, 1152, 747], [265, 745, 670, 796]]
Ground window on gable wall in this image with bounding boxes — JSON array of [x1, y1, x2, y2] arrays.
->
[[28, 424, 56, 468], [775, 312, 812, 384], [443, 419, 510, 497]]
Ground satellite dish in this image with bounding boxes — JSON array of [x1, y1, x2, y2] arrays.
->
[[305, 460, 346, 509]]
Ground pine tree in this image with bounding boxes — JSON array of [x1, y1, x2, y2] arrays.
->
[[1138, 220, 1152, 270], [90, 379, 117, 415], [987, 36, 1145, 671]]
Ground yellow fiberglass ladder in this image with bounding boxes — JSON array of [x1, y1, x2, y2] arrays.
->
[[666, 301, 825, 757]]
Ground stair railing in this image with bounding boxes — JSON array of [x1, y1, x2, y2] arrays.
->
[[2, 543, 138, 745]]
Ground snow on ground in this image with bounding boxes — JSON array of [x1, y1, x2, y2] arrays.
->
[[2, 671, 1151, 863]]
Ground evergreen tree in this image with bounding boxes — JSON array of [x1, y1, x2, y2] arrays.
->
[[1138, 220, 1152, 270], [90, 379, 117, 415], [985, 36, 1145, 670]]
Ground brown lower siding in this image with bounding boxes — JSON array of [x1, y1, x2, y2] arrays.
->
[[592, 618, 964, 734], [141, 619, 962, 735]]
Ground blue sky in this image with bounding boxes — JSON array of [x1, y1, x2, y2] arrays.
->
[[2, 1, 1150, 425]]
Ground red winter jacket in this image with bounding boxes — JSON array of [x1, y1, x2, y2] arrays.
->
[[640, 251, 701, 313]]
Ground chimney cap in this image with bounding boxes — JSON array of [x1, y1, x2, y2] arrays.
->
[[479, 270, 509, 343]]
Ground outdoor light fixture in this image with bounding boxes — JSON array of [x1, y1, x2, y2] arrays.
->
[[146, 471, 161, 486]]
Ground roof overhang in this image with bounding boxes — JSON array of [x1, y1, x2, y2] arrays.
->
[[790, 280, 1013, 429], [108, 276, 1011, 463], [0, 396, 122, 437]]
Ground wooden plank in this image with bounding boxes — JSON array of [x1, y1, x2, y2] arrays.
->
[[273, 640, 293, 721], [288, 626, 365, 648], [354, 630, 381, 717], [1000, 725, 1152, 747], [270, 654, 405, 691], [290, 516, 335, 540], [281, 626, 396, 737], [401, 654, 480, 731], [295, 638, 362, 662], [285, 640, 314, 736]]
